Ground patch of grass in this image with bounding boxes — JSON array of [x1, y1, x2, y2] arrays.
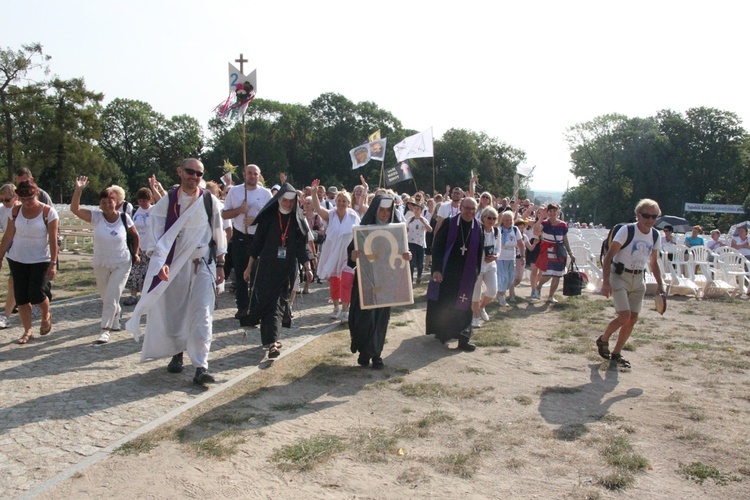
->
[[506, 456, 526, 470], [391, 321, 409, 327], [598, 470, 635, 490], [464, 366, 490, 375], [433, 452, 479, 478], [395, 410, 454, 438], [681, 404, 706, 422], [351, 428, 399, 462], [665, 342, 713, 351], [270, 402, 307, 413], [514, 395, 533, 406], [194, 411, 272, 428], [601, 435, 649, 472], [114, 435, 159, 455], [678, 461, 739, 485], [189, 431, 243, 458], [554, 424, 588, 441], [397, 382, 490, 399], [397, 467, 429, 485], [270, 434, 345, 471], [600, 414, 624, 424]]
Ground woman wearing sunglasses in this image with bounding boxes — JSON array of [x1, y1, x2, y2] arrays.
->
[[0, 181, 58, 344]]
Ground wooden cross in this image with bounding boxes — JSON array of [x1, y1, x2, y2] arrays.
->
[[235, 53, 248, 73], [459, 294, 469, 303], [460, 245, 468, 256]]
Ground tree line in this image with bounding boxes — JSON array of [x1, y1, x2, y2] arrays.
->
[[3, 43, 748, 225], [563, 109, 749, 229], [1, 44, 524, 205]]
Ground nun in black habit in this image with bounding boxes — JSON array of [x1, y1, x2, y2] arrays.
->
[[242, 183, 313, 358], [348, 194, 412, 369]]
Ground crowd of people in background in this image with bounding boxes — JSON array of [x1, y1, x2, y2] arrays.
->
[[1, 164, 747, 379]]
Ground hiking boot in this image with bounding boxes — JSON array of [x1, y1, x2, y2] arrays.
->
[[193, 367, 216, 385], [167, 353, 184, 373]]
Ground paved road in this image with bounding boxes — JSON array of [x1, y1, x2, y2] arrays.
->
[[0, 282, 339, 498]]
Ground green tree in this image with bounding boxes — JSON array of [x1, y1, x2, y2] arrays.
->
[[0, 42, 50, 181]]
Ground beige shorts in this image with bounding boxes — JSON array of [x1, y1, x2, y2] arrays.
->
[[609, 269, 646, 314]]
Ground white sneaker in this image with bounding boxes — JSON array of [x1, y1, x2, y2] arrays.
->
[[547, 296, 559, 304], [340, 311, 349, 323], [497, 296, 508, 307], [0, 314, 8, 329], [330, 306, 341, 319], [95, 331, 110, 344], [471, 317, 481, 328], [480, 308, 490, 321]]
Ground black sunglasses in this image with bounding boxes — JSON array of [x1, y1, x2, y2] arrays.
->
[[485, 216, 497, 220], [1, 197, 13, 203], [639, 212, 659, 220], [183, 167, 204, 177]]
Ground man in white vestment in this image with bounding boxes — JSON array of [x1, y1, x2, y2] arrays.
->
[[126, 158, 227, 385]]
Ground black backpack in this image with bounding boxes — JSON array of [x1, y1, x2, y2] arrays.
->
[[599, 223, 658, 266]]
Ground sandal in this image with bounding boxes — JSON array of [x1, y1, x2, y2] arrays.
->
[[611, 353, 631, 368], [40, 314, 52, 336], [268, 342, 282, 359], [17, 333, 34, 345], [596, 335, 610, 360]]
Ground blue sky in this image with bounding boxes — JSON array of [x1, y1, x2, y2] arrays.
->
[[3, 0, 747, 191]]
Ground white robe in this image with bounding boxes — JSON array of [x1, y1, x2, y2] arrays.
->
[[126, 191, 227, 366]]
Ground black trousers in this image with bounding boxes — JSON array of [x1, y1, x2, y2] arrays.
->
[[231, 231, 255, 313]]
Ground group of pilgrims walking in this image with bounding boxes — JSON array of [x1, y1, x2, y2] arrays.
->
[[1, 161, 572, 383]]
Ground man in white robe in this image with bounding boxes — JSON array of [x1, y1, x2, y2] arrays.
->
[[126, 159, 227, 385]]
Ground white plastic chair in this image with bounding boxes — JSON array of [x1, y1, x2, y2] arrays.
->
[[714, 246, 741, 257], [715, 253, 750, 297]]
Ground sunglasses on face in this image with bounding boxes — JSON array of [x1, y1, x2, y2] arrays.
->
[[485, 216, 497, 220], [1, 197, 13, 203], [183, 167, 204, 177], [639, 212, 658, 220]]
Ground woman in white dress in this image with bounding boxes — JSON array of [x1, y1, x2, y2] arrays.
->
[[311, 179, 360, 323]]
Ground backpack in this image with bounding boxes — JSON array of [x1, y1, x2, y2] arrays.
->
[[12, 204, 51, 225], [599, 223, 658, 266]]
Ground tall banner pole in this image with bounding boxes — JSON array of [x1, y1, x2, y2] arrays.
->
[[432, 157, 436, 196]]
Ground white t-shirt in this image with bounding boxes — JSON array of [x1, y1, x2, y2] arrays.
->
[[0, 204, 12, 232], [132, 205, 152, 251], [6, 205, 59, 264], [437, 202, 461, 220], [407, 215, 429, 247], [498, 226, 522, 261], [481, 228, 498, 272], [613, 224, 661, 270], [223, 184, 272, 235], [732, 236, 750, 257], [91, 210, 133, 267]]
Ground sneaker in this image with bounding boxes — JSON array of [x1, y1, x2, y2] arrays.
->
[[330, 306, 341, 319], [507, 296, 517, 304], [457, 341, 477, 352], [167, 353, 184, 373], [111, 321, 121, 332], [340, 311, 349, 323], [471, 317, 481, 328], [529, 290, 536, 299], [193, 367, 216, 385], [0, 314, 8, 329], [547, 296, 559, 304], [497, 296, 508, 307], [480, 308, 490, 321], [95, 331, 110, 344]]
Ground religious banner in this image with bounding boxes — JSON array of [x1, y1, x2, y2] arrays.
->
[[516, 163, 535, 177], [393, 128, 434, 162], [350, 144, 371, 169], [353, 223, 413, 309], [369, 138, 386, 161], [368, 129, 381, 142], [215, 60, 257, 120], [384, 161, 413, 187]]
